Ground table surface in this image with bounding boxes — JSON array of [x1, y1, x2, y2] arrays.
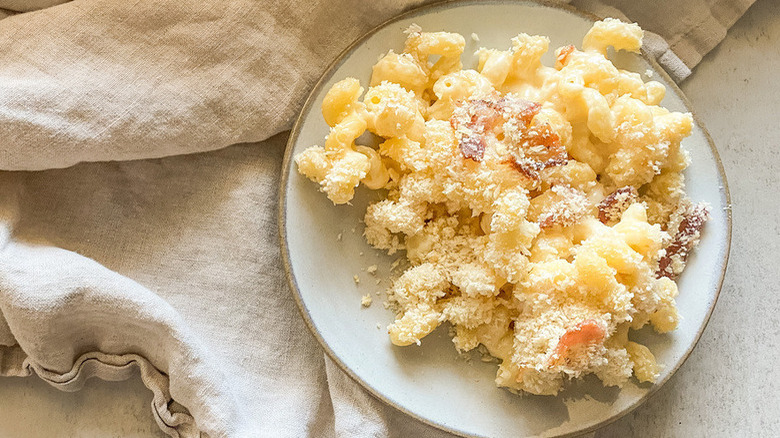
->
[[1, 1, 778, 436]]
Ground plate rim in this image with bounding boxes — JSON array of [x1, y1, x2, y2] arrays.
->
[[278, 1, 733, 437]]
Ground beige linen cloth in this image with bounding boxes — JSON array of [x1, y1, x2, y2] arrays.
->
[[0, 0, 753, 436]]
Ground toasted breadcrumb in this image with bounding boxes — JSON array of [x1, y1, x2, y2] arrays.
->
[[404, 23, 422, 35]]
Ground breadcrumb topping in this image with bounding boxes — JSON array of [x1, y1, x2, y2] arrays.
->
[[295, 19, 706, 396]]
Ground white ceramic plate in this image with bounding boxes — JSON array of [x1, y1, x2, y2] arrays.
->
[[280, 2, 731, 437]]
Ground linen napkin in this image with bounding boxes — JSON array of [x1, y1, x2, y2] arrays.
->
[[0, 0, 754, 437]]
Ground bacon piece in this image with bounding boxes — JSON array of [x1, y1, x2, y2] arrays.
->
[[450, 95, 567, 170], [555, 45, 575, 69], [450, 98, 504, 133], [598, 186, 639, 224], [550, 319, 605, 366], [519, 124, 566, 165], [459, 135, 486, 161], [470, 99, 503, 129], [657, 202, 709, 279], [497, 95, 541, 125], [451, 96, 543, 162], [451, 99, 501, 161], [504, 110, 567, 181], [507, 158, 543, 180]]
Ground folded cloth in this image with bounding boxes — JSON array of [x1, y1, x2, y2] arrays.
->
[[0, 0, 755, 437]]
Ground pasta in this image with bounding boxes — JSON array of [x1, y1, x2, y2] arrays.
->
[[295, 19, 708, 395]]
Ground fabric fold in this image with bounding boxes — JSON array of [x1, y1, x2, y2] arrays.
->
[[0, 133, 342, 437], [0, 0, 427, 171], [0, 231, 242, 437], [28, 352, 192, 436]]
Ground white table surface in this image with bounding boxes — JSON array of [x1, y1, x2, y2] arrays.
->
[[1, 1, 777, 436]]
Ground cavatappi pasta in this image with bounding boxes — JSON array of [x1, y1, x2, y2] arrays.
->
[[295, 18, 708, 395]]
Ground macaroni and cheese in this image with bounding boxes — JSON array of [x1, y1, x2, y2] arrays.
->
[[295, 19, 708, 395]]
